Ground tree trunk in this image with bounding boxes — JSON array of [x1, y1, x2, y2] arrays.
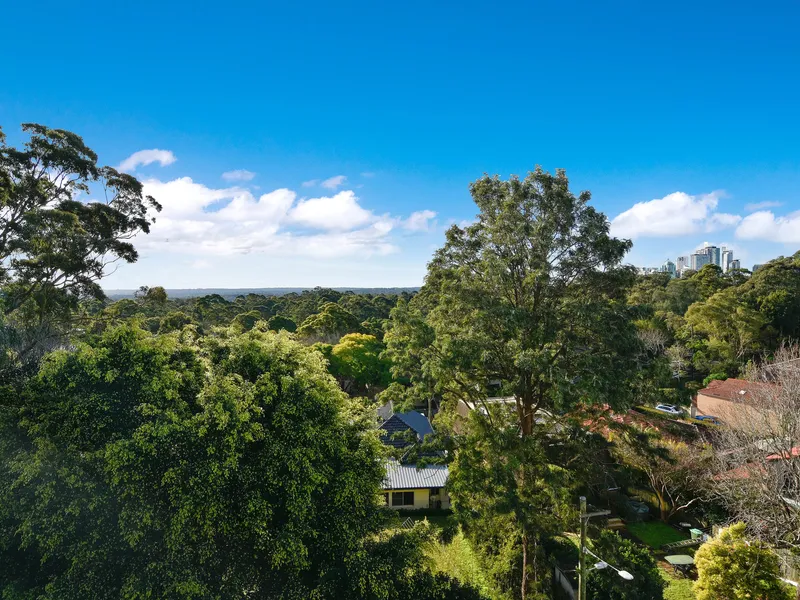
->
[[521, 529, 528, 600], [656, 491, 668, 522]]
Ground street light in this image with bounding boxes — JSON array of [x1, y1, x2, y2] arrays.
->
[[577, 496, 634, 600], [584, 546, 634, 581]]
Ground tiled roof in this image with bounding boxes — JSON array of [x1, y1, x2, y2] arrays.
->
[[697, 378, 778, 402], [381, 461, 449, 490], [394, 411, 434, 438], [379, 411, 434, 449]]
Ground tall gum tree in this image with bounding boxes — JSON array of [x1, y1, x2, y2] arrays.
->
[[384, 168, 641, 598]]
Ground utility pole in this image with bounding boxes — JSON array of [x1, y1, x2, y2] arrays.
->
[[578, 496, 611, 600], [578, 496, 587, 600]]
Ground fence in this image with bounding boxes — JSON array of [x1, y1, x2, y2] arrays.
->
[[553, 565, 576, 600]]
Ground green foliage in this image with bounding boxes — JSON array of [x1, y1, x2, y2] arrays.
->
[[742, 251, 800, 339], [0, 123, 161, 375], [1, 324, 461, 599], [690, 264, 729, 300], [426, 531, 496, 599], [267, 314, 297, 332], [662, 571, 696, 600], [627, 251, 800, 403], [158, 310, 194, 333], [231, 309, 262, 331], [329, 333, 392, 396], [297, 302, 363, 342], [587, 530, 664, 600], [449, 411, 576, 599], [385, 168, 640, 429], [685, 287, 766, 364], [0, 124, 161, 319], [694, 523, 790, 600], [702, 372, 726, 387]]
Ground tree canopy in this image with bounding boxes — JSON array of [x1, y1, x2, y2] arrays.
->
[[0, 124, 160, 319], [694, 523, 790, 600], [0, 324, 481, 599]]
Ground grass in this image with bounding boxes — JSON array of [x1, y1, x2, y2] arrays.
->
[[662, 570, 696, 600], [627, 521, 688, 549]]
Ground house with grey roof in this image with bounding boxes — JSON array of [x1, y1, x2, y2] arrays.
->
[[379, 410, 434, 449], [377, 408, 450, 509], [380, 460, 450, 509]]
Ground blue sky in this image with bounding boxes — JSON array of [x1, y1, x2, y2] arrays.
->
[[2, 0, 799, 288]]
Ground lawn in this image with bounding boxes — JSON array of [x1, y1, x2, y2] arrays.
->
[[627, 521, 688, 549], [662, 570, 695, 600]]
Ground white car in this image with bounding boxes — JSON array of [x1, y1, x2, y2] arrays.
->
[[654, 404, 683, 416]]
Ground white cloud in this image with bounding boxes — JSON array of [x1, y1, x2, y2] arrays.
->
[[736, 210, 800, 243], [221, 169, 256, 182], [302, 179, 319, 187], [744, 200, 783, 212], [133, 177, 411, 260], [403, 210, 437, 232], [704, 212, 742, 232], [321, 175, 347, 190], [289, 190, 374, 230], [610, 191, 740, 239], [118, 149, 176, 172]]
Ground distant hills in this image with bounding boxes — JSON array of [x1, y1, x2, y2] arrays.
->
[[104, 287, 420, 300]]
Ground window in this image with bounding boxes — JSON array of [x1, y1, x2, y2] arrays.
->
[[430, 487, 440, 496], [392, 491, 414, 506]]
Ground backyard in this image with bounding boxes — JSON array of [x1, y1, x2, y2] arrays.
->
[[627, 521, 689, 549]]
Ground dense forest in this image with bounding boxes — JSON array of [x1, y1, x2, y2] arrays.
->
[[2, 124, 799, 600], [627, 255, 800, 404]]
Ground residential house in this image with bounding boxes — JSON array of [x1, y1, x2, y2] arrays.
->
[[693, 378, 779, 429], [381, 461, 450, 509], [378, 408, 449, 509], [379, 410, 434, 450]]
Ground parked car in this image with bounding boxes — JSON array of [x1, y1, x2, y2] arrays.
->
[[694, 415, 722, 425], [654, 404, 683, 416]]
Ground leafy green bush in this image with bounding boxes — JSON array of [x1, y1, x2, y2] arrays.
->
[[587, 530, 665, 600]]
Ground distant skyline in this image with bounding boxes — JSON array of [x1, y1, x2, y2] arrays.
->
[[2, 0, 799, 287]]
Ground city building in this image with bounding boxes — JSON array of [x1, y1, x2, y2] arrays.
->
[[705, 245, 721, 267], [676, 256, 689, 274], [722, 249, 733, 272], [753, 264, 764, 272], [730, 259, 741, 271], [661, 259, 677, 277], [691, 252, 710, 270]]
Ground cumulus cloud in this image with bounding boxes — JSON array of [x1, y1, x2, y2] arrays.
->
[[736, 210, 800, 243], [118, 149, 176, 172], [221, 169, 256, 182], [610, 191, 740, 239], [321, 175, 347, 190], [133, 177, 427, 260], [744, 200, 783, 212], [289, 190, 373, 230], [403, 210, 437, 232], [704, 212, 742, 232]]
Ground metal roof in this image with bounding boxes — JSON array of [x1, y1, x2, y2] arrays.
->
[[381, 461, 449, 490]]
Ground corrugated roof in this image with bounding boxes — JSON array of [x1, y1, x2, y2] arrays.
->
[[381, 461, 449, 490]]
